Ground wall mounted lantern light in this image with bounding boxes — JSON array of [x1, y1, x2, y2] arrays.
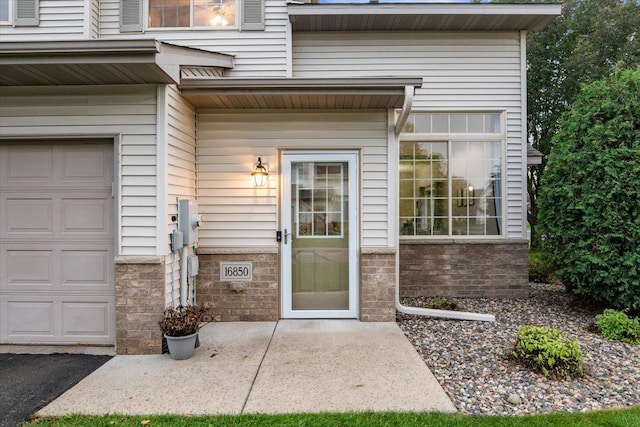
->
[[251, 157, 269, 187]]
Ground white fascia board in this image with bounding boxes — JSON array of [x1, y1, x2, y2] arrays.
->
[[179, 77, 423, 90], [288, 4, 563, 17]]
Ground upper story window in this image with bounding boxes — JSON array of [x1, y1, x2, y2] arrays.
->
[[399, 112, 504, 238], [0, 0, 11, 24], [149, 0, 237, 28]]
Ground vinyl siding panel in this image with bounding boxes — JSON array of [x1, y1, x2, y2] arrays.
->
[[0, 85, 158, 256], [0, 0, 87, 41], [164, 85, 197, 306], [293, 32, 525, 238], [197, 110, 390, 248], [99, 0, 287, 77]]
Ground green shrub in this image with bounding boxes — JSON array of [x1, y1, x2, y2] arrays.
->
[[511, 326, 584, 380], [594, 309, 640, 345], [428, 299, 461, 311], [528, 252, 555, 283], [539, 67, 640, 312]]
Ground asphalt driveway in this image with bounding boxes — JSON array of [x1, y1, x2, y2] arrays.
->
[[0, 353, 112, 427]]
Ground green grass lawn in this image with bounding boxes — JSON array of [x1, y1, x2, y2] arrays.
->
[[27, 406, 640, 427]]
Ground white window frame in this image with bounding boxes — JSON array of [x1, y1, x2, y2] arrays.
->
[[398, 111, 507, 240], [146, 0, 238, 30], [0, 0, 11, 25]]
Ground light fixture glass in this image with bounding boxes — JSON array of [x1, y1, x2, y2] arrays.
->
[[251, 157, 268, 187]]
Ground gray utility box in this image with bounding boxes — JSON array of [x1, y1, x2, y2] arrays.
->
[[178, 199, 201, 246]]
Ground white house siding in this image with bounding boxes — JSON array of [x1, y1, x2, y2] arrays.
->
[[163, 85, 197, 305], [0, 0, 87, 41], [197, 110, 390, 249], [0, 85, 159, 256], [293, 32, 525, 238], [99, 0, 288, 77]]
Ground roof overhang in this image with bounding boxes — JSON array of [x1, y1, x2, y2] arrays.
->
[[0, 39, 234, 86], [179, 77, 423, 109], [288, 3, 563, 32]]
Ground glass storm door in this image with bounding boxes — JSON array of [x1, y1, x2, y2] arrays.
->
[[281, 152, 358, 318]]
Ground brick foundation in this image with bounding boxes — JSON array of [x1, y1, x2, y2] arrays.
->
[[196, 251, 279, 321], [360, 250, 396, 321], [399, 240, 529, 299], [114, 256, 165, 355]]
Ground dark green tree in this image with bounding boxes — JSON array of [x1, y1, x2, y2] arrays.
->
[[495, 0, 640, 248], [539, 67, 640, 312]]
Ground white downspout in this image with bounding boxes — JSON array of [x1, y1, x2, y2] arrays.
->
[[392, 91, 495, 322], [394, 248, 495, 322], [395, 86, 414, 135]]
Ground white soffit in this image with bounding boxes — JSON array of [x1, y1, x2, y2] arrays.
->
[[179, 77, 423, 109], [287, 4, 563, 32], [0, 40, 234, 86]]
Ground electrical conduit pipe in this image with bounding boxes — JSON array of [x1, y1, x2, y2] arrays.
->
[[180, 245, 188, 306]]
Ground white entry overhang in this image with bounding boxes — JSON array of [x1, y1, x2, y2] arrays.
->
[[288, 3, 563, 32], [179, 77, 423, 109], [0, 39, 234, 86]]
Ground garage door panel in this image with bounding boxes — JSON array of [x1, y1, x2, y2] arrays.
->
[[2, 245, 113, 291], [1, 146, 54, 181], [4, 300, 55, 337], [1, 296, 115, 344], [0, 140, 115, 346], [3, 250, 54, 287], [4, 198, 54, 235], [62, 250, 111, 286], [2, 194, 112, 239], [61, 146, 112, 183], [62, 301, 112, 338], [61, 197, 112, 236]]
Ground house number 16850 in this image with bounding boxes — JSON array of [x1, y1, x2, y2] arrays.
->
[[224, 266, 248, 277], [219, 261, 252, 281]]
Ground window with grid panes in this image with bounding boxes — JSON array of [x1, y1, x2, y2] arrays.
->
[[399, 112, 504, 237]]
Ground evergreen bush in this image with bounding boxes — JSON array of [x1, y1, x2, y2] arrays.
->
[[528, 252, 555, 283], [538, 67, 640, 312]]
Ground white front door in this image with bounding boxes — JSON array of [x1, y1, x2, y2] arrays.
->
[[281, 152, 359, 318]]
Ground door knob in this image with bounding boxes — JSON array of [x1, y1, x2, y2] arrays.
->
[[284, 228, 292, 244]]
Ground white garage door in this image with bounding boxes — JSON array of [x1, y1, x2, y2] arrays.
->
[[0, 140, 115, 345]]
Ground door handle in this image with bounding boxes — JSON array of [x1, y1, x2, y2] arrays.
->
[[284, 228, 292, 244]]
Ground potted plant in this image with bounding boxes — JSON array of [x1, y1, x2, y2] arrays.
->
[[158, 304, 211, 360]]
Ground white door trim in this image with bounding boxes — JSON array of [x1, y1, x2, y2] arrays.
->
[[281, 151, 359, 319]]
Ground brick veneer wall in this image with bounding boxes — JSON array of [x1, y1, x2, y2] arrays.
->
[[360, 250, 396, 321], [399, 240, 529, 299], [196, 251, 279, 321], [114, 256, 165, 355]]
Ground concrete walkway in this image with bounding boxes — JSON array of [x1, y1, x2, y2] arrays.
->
[[39, 320, 456, 416]]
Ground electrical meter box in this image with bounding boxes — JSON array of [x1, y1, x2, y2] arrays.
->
[[178, 199, 201, 246]]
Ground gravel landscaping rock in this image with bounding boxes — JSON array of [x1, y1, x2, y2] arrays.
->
[[397, 283, 640, 415]]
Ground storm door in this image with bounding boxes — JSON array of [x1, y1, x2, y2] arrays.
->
[[281, 152, 358, 318]]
